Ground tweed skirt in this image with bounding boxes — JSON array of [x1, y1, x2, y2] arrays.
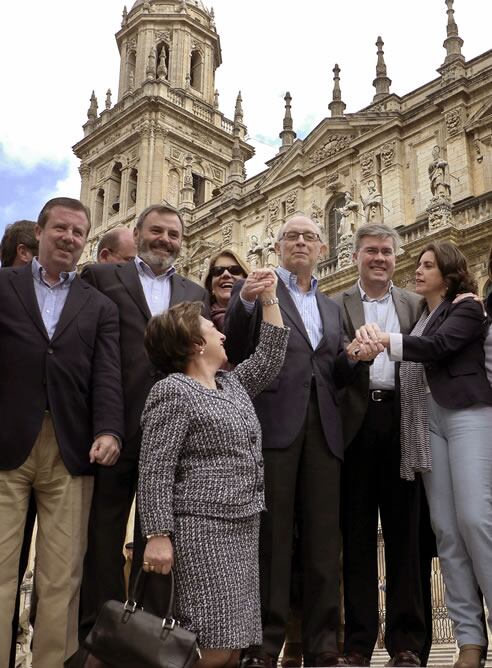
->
[[172, 512, 262, 648]]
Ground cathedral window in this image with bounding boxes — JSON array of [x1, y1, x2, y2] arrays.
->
[[95, 189, 105, 228], [190, 50, 203, 92], [325, 193, 346, 259], [127, 50, 136, 90], [192, 173, 205, 206], [128, 168, 138, 208]]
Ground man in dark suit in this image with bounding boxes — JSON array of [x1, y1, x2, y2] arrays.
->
[[0, 197, 123, 668], [225, 215, 373, 668], [332, 223, 427, 667], [79, 203, 209, 641]]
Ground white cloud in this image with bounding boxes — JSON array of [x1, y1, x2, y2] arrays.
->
[[0, 0, 489, 183]]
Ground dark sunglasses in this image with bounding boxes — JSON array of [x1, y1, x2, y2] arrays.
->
[[210, 264, 245, 277]]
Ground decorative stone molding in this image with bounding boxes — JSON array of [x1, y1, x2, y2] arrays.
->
[[445, 109, 461, 136], [311, 202, 323, 223], [285, 190, 297, 215], [308, 134, 354, 165], [474, 139, 484, 163], [268, 198, 280, 222], [427, 197, 453, 230], [221, 223, 233, 245], [380, 141, 395, 168], [360, 153, 375, 177], [156, 30, 171, 44]]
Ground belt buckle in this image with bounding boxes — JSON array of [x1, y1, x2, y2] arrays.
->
[[371, 390, 384, 402]]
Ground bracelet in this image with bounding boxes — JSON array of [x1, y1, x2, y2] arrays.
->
[[146, 531, 170, 539], [261, 297, 279, 306]]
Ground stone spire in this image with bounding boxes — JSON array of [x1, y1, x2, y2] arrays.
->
[[121, 5, 128, 27], [279, 92, 296, 154], [105, 89, 112, 110], [229, 95, 245, 182], [87, 91, 98, 121], [442, 0, 464, 65], [214, 89, 219, 109], [372, 36, 392, 102], [328, 64, 346, 117], [234, 91, 244, 126]]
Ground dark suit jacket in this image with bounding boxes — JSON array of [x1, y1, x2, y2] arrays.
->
[[0, 264, 124, 475], [401, 298, 492, 409], [224, 278, 356, 461], [332, 283, 423, 447], [81, 261, 209, 447]]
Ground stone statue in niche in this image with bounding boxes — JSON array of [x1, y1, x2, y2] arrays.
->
[[147, 47, 157, 78], [261, 227, 277, 267], [428, 146, 451, 199], [361, 180, 383, 224], [128, 70, 135, 90], [335, 192, 359, 238], [157, 49, 168, 79], [247, 234, 262, 269]]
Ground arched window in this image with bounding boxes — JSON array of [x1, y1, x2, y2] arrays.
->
[[156, 43, 170, 79], [325, 193, 346, 259], [192, 173, 205, 207], [128, 168, 138, 209], [190, 50, 203, 91], [127, 50, 136, 90], [94, 189, 105, 228], [109, 163, 122, 215]]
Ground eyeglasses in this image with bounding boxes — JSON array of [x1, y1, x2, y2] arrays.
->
[[210, 264, 245, 277], [281, 231, 321, 242]]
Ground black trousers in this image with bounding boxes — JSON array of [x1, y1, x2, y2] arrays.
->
[[260, 388, 341, 662], [79, 435, 170, 643], [341, 397, 427, 660]]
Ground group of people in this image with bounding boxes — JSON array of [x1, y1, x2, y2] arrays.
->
[[0, 198, 491, 668]]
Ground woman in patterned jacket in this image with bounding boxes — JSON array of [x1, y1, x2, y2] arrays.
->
[[138, 268, 288, 668]]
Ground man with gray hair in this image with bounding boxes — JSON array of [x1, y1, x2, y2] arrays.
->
[[78, 204, 209, 643], [333, 223, 428, 667], [225, 215, 376, 668], [96, 226, 136, 264]]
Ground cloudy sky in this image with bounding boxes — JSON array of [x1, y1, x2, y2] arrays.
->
[[0, 0, 489, 237]]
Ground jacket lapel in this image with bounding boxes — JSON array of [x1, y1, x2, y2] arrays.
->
[[344, 284, 366, 333], [9, 263, 49, 341], [422, 300, 448, 335], [170, 273, 187, 307], [51, 277, 91, 342], [277, 278, 312, 347], [117, 262, 152, 320]]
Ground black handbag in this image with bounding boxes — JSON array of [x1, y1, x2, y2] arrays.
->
[[84, 569, 200, 668]]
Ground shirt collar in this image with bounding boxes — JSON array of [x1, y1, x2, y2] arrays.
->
[[134, 256, 176, 280], [358, 279, 394, 303], [32, 257, 77, 288], [277, 265, 318, 293]]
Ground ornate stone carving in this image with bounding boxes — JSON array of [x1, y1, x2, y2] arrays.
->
[[427, 200, 453, 230], [474, 139, 484, 163], [221, 223, 233, 246], [361, 180, 383, 224], [268, 198, 280, 222], [445, 109, 461, 136], [212, 167, 223, 181], [335, 192, 359, 238], [326, 172, 339, 184], [311, 202, 323, 222], [337, 238, 354, 269], [156, 31, 171, 43], [428, 146, 451, 199], [247, 234, 262, 269], [380, 141, 395, 168], [308, 134, 354, 165], [285, 190, 297, 215], [360, 153, 375, 177], [261, 227, 277, 267]]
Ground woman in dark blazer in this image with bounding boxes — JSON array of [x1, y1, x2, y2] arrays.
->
[[352, 242, 492, 668], [138, 269, 289, 668]]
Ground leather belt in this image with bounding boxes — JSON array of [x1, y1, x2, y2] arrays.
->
[[370, 389, 395, 402]]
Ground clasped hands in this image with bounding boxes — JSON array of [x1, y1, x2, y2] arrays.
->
[[346, 322, 390, 362], [240, 268, 277, 302]]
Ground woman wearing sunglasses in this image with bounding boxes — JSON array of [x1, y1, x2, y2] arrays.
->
[[204, 250, 249, 334]]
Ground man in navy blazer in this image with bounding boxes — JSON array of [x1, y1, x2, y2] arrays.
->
[[0, 197, 123, 668], [79, 204, 209, 641], [225, 215, 366, 667]]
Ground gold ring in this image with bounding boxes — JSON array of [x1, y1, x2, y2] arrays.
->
[[149, 564, 155, 572], [143, 561, 149, 567]]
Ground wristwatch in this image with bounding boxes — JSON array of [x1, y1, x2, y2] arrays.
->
[[261, 297, 279, 306]]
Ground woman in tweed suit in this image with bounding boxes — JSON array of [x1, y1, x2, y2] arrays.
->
[[138, 269, 288, 668], [351, 242, 492, 668]]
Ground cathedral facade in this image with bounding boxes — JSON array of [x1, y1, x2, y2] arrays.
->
[[73, 0, 492, 298]]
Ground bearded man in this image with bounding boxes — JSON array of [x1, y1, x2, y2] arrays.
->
[[78, 204, 209, 643]]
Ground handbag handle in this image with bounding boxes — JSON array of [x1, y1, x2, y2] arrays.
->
[[125, 568, 175, 619]]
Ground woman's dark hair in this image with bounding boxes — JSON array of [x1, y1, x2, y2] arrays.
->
[[144, 301, 205, 374], [418, 241, 477, 301], [203, 249, 249, 303]]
